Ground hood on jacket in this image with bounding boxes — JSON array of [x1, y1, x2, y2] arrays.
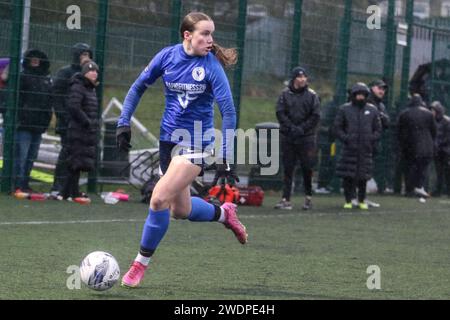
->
[[71, 43, 93, 65], [350, 82, 370, 107], [408, 93, 426, 108], [430, 101, 445, 120], [22, 49, 50, 75]]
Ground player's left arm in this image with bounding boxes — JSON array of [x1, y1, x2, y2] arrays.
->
[[209, 62, 236, 164]]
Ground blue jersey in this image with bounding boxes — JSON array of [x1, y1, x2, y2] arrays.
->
[[118, 44, 236, 160]]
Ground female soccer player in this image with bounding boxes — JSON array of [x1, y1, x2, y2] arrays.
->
[[116, 12, 248, 288]]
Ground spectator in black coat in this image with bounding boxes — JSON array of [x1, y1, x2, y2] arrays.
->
[[51, 43, 93, 196], [334, 82, 382, 209], [13, 49, 52, 192], [61, 60, 99, 202], [430, 101, 450, 197], [274, 67, 321, 210], [397, 94, 437, 198], [366, 79, 390, 203]]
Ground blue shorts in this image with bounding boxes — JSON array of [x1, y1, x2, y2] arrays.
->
[[159, 141, 214, 176]]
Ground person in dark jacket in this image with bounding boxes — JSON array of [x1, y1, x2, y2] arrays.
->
[[60, 60, 99, 202], [51, 43, 93, 196], [274, 66, 321, 210], [367, 80, 390, 130], [397, 94, 437, 198], [365, 79, 390, 205], [430, 101, 450, 197], [13, 49, 52, 192], [334, 82, 382, 210]]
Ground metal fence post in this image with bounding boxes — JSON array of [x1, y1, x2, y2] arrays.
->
[[1, 0, 24, 193], [330, 0, 352, 193], [290, 0, 303, 70], [383, 0, 396, 110], [335, 0, 352, 106], [399, 0, 414, 106], [170, 0, 182, 45], [87, 0, 109, 193], [378, 0, 397, 193], [233, 0, 247, 128], [430, 23, 437, 104]]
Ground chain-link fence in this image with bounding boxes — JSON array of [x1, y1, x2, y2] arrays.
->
[[1, 0, 449, 195]]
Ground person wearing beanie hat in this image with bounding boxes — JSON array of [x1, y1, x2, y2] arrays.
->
[[60, 59, 100, 203], [81, 60, 99, 75], [51, 43, 94, 197], [275, 66, 320, 211], [366, 79, 391, 205], [80, 60, 99, 86], [290, 66, 307, 80]]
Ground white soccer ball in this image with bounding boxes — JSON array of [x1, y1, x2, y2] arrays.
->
[[79, 251, 120, 291]]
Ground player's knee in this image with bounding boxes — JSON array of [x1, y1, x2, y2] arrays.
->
[[150, 193, 169, 211]]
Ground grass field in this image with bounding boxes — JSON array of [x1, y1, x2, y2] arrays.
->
[[1, 192, 450, 300]]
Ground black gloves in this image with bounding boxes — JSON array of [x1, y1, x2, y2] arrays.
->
[[116, 126, 132, 152], [212, 162, 240, 185]]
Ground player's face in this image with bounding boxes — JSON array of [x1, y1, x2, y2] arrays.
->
[[189, 20, 215, 56]]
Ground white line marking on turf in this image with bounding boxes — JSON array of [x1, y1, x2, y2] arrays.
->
[[0, 219, 142, 226], [0, 207, 449, 226]]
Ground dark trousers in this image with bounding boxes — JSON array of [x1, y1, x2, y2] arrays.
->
[[434, 153, 450, 196], [281, 138, 316, 200], [61, 169, 81, 199], [343, 177, 367, 203], [405, 156, 432, 193], [52, 133, 69, 192], [13, 130, 42, 190]]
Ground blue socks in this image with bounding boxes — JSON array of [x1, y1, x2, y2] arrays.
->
[[140, 198, 221, 256], [140, 208, 170, 256], [188, 197, 220, 222]]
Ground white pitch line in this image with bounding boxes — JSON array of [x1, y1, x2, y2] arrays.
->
[[0, 218, 143, 226], [0, 207, 449, 226]]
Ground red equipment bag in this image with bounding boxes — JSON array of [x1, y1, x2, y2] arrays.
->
[[237, 186, 264, 206], [206, 183, 240, 205]]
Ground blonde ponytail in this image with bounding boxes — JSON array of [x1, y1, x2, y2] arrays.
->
[[212, 43, 238, 67]]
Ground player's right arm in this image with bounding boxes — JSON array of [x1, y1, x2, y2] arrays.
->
[[116, 49, 166, 151], [117, 50, 166, 127]]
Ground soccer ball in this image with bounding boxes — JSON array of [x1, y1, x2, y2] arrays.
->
[[79, 251, 120, 291]]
